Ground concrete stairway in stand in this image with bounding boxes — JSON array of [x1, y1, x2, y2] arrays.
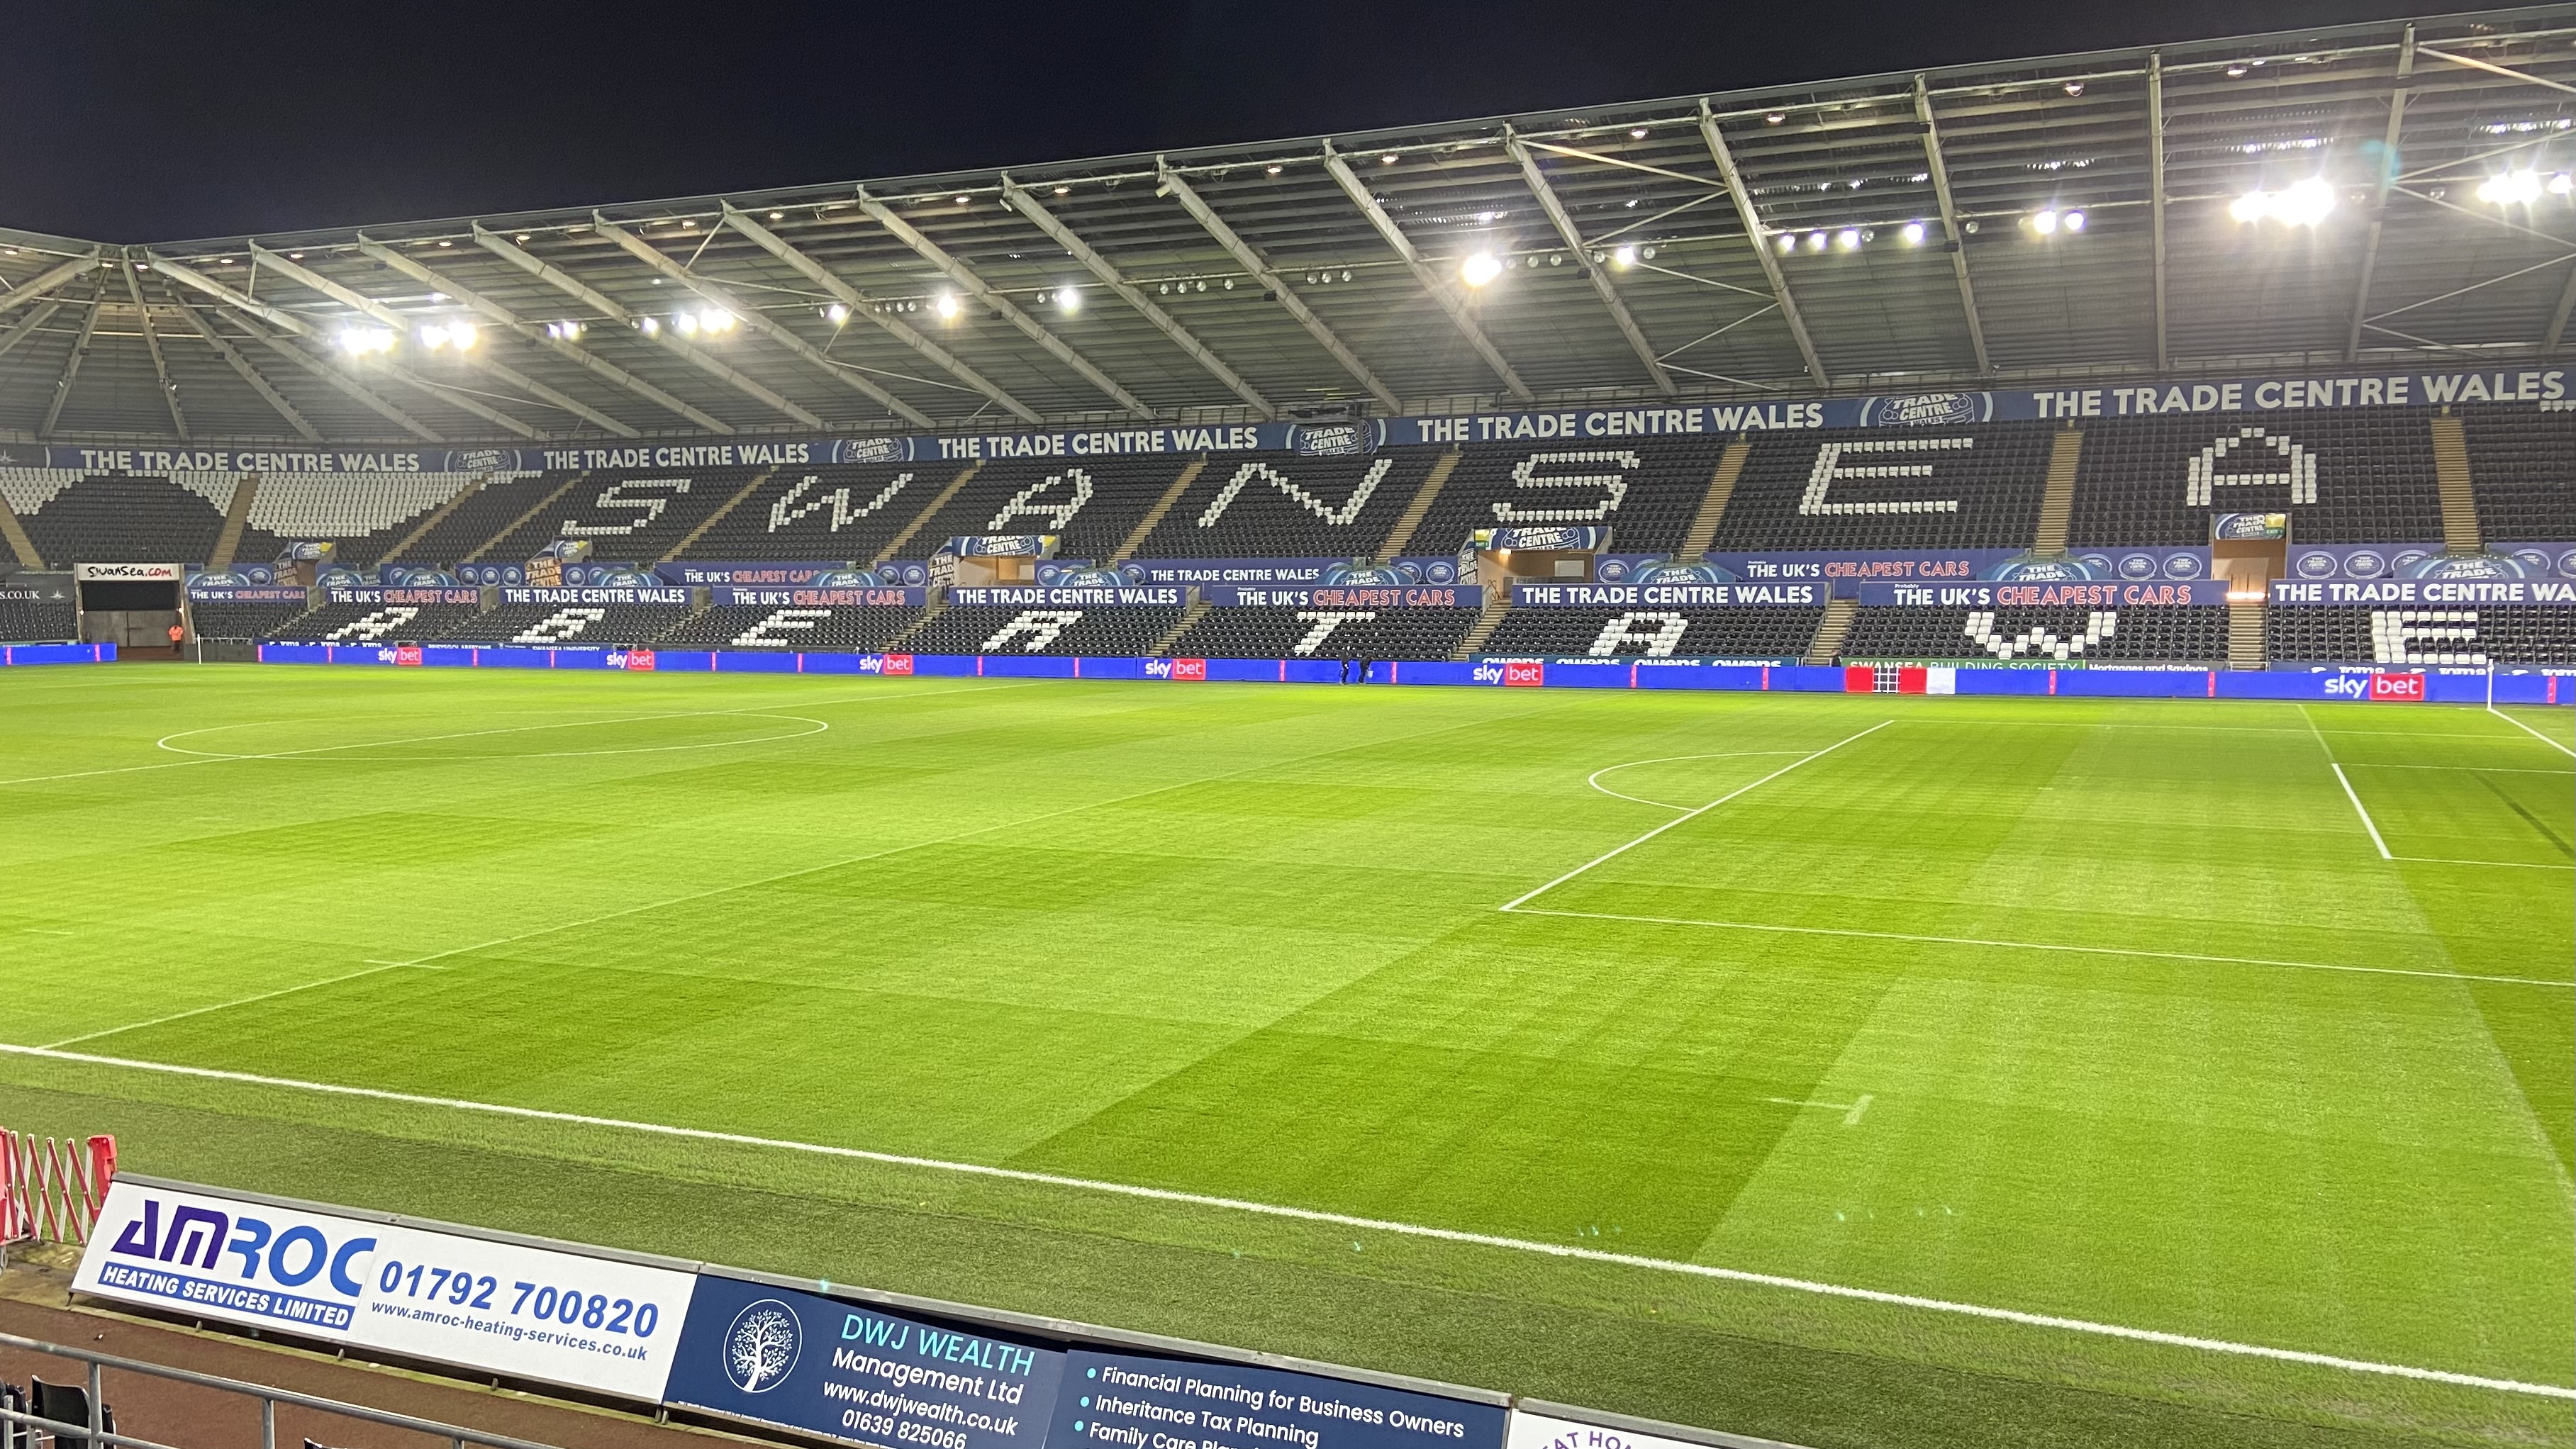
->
[[1802, 598, 1859, 664], [208, 474, 260, 569], [2031, 428, 2083, 554], [1678, 440, 1753, 557], [1375, 450, 1463, 561], [2429, 413, 2482, 553]]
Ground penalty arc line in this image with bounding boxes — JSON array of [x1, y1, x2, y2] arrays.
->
[[1503, 908, 2575, 988], [1503, 721, 1892, 912], [0, 1043, 2565, 1402]]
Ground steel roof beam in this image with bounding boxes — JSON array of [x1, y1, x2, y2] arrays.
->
[[593, 213, 933, 428], [999, 179, 1273, 418], [250, 245, 628, 437], [854, 190, 1151, 418], [1156, 159, 1402, 413], [165, 293, 323, 442], [1695, 104, 1829, 388], [148, 252, 447, 440], [117, 253, 186, 439], [39, 290, 101, 438], [2348, 26, 2416, 364], [357, 239, 732, 435], [0, 251, 101, 318], [1504, 129, 1676, 395], [0, 302, 62, 363], [473, 224, 823, 430], [718, 204, 1039, 424], [1914, 77, 1993, 376], [2147, 52, 2170, 371], [1320, 142, 1534, 402]]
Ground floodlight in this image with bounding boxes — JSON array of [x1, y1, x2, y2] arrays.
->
[[448, 320, 476, 348], [1461, 252, 1502, 286], [640, 315, 661, 335], [1612, 244, 1637, 267], [2275, 178, 2335, 224], [674, 312, 698, 336], [701, 308, 735, 332], [2554, 173, 2575, 195], [1775, 233, 1797, 254], [1902, 220, 1926, 244], [935, 292, 961, 319], [1381, 153, 1398, 164], [1629, 127, 1647, 139], [1835, 228, 1861, 249], [1058, 285, 1081, 313], [2476, 169, 2544, 206], [2032, 209, 2059, 234], [1806, 230, 1827, 250], [825, 303, 851, 325], [2062, 209, 2087, 232]]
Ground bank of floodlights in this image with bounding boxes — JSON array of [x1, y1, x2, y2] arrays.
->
[[2229, 177, 2335, 226]]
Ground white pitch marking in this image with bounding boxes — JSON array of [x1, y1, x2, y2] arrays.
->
[[2349, 763, 2574, 774], [1764, 1094, 1873, 1124], [155, 707, 830, 761], [2331, 763, 2394, 861], [0, 1043, 2563, 1402], [1585, 751, 1808, 810], [2390, 856, 2575, 871], [1505, 907, 2574, 989], [40, 963, 413, 1049], [2489, 703, 2576, 759], [1503, 721, 1892, 912]]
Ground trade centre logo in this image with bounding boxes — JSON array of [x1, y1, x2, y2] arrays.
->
[[723, 1298, 802, 1393]]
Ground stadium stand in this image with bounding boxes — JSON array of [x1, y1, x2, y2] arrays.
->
[[396, 471, 571, 563], [1478, 606, 1824, 659], [1164, 606, 1479, 660], [231, 472, 486, 566], [2460, 406, 2576, 542], [438, 603, 691, 647], [1406, 439, 1720, 556], [2068, 411, 2446, 546], [188, 598, 313, 640], [1842, 605, 2233, 664], [677, 464, 935, 561], [476, 469, 762, 564], [2270, 606, 2576, 666], [896, 458, 1198, 563], [279, 601, 490, 642], [654, 605, 921, 651], [0, 576, 79, 642], [1708, 425, 2054, 552], [904, 606, 1184, 656], [1127, 452, 1442, 559], [9, 472, 229, 565]]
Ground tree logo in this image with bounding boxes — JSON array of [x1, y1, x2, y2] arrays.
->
[[723, 1299, 802, 1394]]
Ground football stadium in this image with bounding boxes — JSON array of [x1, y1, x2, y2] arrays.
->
[[0, 10, 2570, 1449]]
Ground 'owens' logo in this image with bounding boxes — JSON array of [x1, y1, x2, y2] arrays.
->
[[723, 1299, 801, 1393]]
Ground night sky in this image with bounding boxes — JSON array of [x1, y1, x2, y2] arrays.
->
[[6, 0, 2424, 242]]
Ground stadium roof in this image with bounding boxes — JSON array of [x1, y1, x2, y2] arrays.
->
[[8, 6, 2576, 448]]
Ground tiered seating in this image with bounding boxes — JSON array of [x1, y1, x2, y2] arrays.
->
[[15, 473, 230, 564], [2461, 406, 2575, 541], [189, 599, 313, 639], [233, 471, 489, 566], [1406, 439, 1722, 557], [398, 471, 576, 564], [1843, 606, 2231, 664], [2070, 410, 2444, 546], [678, 464, 935, 561], [477, 468, 764, 564], [437, 603, 690, 647], [1165, 608, 1477, 659], [2270, 606, 2576, 665], [904, 606, 1183, 656], [1129, 451, 1439, 559], [1710, 424, 2053, 551], [276, 601, 489, 641], [654, 605, 922, 651], [0, 578, 77, 642], [898, 457, 1197, 563], [1479, 607, 1822, 659]]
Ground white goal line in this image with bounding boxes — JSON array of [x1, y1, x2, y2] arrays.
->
[[0, 1041, 2565, 1402]]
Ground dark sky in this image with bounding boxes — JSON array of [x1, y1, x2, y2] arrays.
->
[[5, 0, 2421, 242]]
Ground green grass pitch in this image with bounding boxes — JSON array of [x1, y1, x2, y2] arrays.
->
[[0, 664, 2567, 1449]]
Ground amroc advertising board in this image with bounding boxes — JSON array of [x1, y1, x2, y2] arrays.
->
[[73, 1181, 698, 1401]]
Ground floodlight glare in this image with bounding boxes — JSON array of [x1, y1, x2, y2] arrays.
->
[[935, 292, 961, 319], [674, 313, 698, 336], [2553, 173, 2575, 195], [640, 315, 661, 335], [1775, 233, 1797, 254], [2475, 169, 2544, 206], [1461, 252, 1502, 286], [2032, 209, 2060, 234], [1612, 244, 1638, 267], [448, 320, 476, 348], [700, 308, 735, 332], [1835, 228, 1861, 249], [1806, 230, 1827, 250], [1901, 220, 1927, 244], [825, 303, 851, 325], [2062, 209, 2087, 232], [2275, 177, 2335, 224], [1057, 285, 1081, 313]]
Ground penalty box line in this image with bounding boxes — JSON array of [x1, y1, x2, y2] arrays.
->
[[0, 1043, 2566, 1402], [1500, 720, 1893, 914]]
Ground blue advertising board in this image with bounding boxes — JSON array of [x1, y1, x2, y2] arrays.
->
[[667, 1275, 1065, 1449], [2272, 578, 2576, 606], [1054, 1349, 1504, 1449], [1509, 583, 1821, 608], [947, 586, 1189, 608]]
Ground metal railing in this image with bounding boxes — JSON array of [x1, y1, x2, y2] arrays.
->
[[0, 1330, 571, 1449]]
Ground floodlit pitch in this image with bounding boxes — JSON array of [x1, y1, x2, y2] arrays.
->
[[0, 665, 2567, 1449]]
